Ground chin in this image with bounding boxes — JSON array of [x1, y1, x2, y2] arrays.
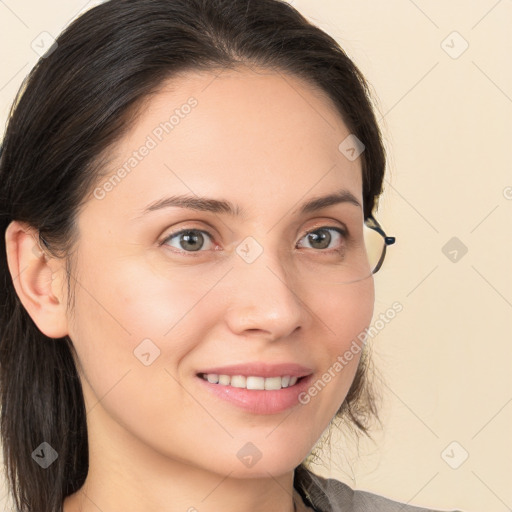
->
[[225, 461, 298, 480], [212, 444, 308, 480]]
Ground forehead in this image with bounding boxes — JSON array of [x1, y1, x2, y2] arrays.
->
[[88, 66, 363, 222]]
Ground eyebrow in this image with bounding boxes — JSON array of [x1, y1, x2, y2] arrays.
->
[[139, 189, 362, 219]]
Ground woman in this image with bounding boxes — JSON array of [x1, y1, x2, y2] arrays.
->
[[0, 1, 464, 511]]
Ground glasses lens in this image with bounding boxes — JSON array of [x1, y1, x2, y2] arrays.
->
[[364, 223, 387, 275], [294, 223, 385, 285]]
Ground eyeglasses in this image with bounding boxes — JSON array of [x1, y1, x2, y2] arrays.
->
[[364, 214, 396, 275], [294, 213, 396, 285]]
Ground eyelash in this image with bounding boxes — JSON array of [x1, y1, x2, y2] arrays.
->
[[159, 225, 348, 256]]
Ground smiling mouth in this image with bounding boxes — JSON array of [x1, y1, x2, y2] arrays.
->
[[197, 373, 307, 390]]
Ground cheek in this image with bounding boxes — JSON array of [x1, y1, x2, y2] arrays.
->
[[300, 279, 374, 413], [311, 278, 375, 352], [66, 255, 207, 444], [82, 249, 212, 333], [66, 254, 202, 394]]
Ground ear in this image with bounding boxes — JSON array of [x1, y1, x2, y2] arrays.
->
[[5, 220, 69, 338]]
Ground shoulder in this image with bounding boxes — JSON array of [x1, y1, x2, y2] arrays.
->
[[294, 465, 464, 512]]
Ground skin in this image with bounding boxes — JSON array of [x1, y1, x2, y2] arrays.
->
[[5, 65, 374, 512]]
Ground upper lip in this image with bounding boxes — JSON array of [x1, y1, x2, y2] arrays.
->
[[196, 362, 314, 378]]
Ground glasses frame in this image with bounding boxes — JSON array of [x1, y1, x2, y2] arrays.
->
[[364, 214, 396, 275]]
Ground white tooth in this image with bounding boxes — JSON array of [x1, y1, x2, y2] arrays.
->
[[206, 373, 298, 389], [264, 377, 283, 390], [218, 374, 231, 385], [230, 375, 246, 388], [246, 376, 265, 390]]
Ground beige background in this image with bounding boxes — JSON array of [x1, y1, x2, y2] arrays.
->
[[1, 1, 511, 511]]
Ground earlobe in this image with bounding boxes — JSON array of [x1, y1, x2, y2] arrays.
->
[[5, 220, 69, 338]]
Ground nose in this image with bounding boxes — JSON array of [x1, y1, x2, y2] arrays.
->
[[223, 243, 306, 341]]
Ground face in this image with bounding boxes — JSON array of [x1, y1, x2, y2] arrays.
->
[[63, 66, 375, 478]]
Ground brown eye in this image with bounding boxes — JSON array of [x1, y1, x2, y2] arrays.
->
[[162, 228, 214, 252], [297, 227, 347, 252]]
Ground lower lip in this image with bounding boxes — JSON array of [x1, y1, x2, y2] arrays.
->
[[196, 374, 314, 415]]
